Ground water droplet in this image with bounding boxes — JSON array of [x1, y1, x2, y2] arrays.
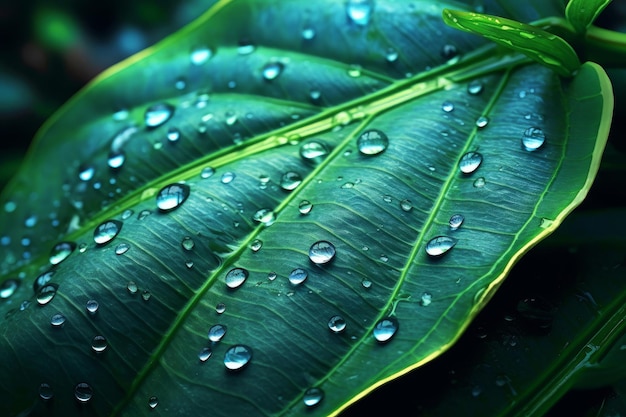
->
[[357, 129, 389, 156], [252, 208, 276, 227], [190, 46, 212, 65], [24, 215, 37, 228], [300, 140, 330, 165], [221, 172, 235, 184], [302, 26, 316, 40], [361, 279, 372, 289], [268, 272, 277, 281], [138, 209, 152, 220], [249, 239, 263, 252], [309, 240, 336, 265], [289, 268, 308, 285], [425, 236, 457, 257], [78, 165, 95, 181], [115, 243, 130, 255], [74, 383, 93, 402], [237, 40, 255, 55], [216, 303, 226, 314], [167, 127, 181, 142], [346, 0, 373, 26], [175, 77, 186, 90], [225, 268, 249, 289], [36, 284, 58, 305], [373, 317, 398, 343], [521, 127, 545, 151], [441, 44, 458, 60], [280, 171, 302, 191], [156, 183, 190, 212], [347, 64, 362, 78], [200, 167, 215, 179], [93, 220, 123, 246], [475, 116, 489, 128], [120, 209, 134, 220], [198, 347, 212, 362], [467, 80, 484, 95], [34, 271, 54, 293], [328, 315, 346, 333], [145, 103, 175, 128], [442, 101, 455, 112], [86, 299, 99, 314], [459, 152, 483, 174], [298, 200, 313, 215], [0, 278, 19, 298], [91, 335, 108, 353], [127, 281, 138, 294], [107, 151, 125, 169], [400, 199, 413, 212], [20, 300, 31, 311], [208, 324, 227, 342], [303, 387, 324, 407], [39, 383, 54, 401], [420, 292, 432, 306], [341, 182, 355, 189], [50, 313, 66, 327], [449, 214, 465, 230], [148, 396, 159, 409], [224, 344, 252, 371], [385, 47, 399, 63], [379, 254, 389, 263], [185, 260, 194, 269], [473, 177, 486, 188], [262, 62, 284, 81]]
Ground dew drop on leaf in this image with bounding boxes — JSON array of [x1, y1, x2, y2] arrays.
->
[[36, 284, 58, 305], [190, 45, 212, 65], [262, 62, 284, 81], [74, 383, 93, 402], [400, 199, 413, 212], [328, 315, 346, 333], [268, 272, 277, 281], [303, 387, 324, 407], [357, 129, 389, 156], [459, 152, 483, 174], [473, 177, 486, 188], [156, 183, 190, 212], [93, 220, 123, 246], [50, 313, 66, 327], [252, 208, 276, 226], [115, 243, 130, 255], [309, 240, 336, 265], [425, 236, 457, 257], [167, 127, 181, 142], [39, 383, 54, 401], [145, 103, 175, 128], [49, 242, 76, 265], [223, 345, 252, 371], [475, 116, 489, 128], [221, 172, 235, 184], [148, 396, 159, 409], [78, 164, 95, 181], [107, 150, 125, 169], [121, 209, 134, 220], [198, 347, 212, 362], [0, 278, 19, 299], [442, 101, 454, 112], [86, 299, 99, 314], [237, 39, 255, 55], [373, 317, 398, 343], [449, 214, 465, 230], [225, 268, 249, 289], [280, 171, 302, 191], [298, 200, 313, 215], [34, 271, 54, 293], [385, 47, 398, 63], [249, 239, 263, 252], [208, 324, 227, 342], [215, 303, 226, 314], [300, 140, 330, 165], [91, 335, 108, 353], [141, 290, 151, 301], [127, 281, 138, 294], [302, 26, 316, 40], [289, 268, 308, 285], [346, 0, 373, 26], [361, 278, 372, 289], [138, 209, 152, 220], [200, 167, 215, 179], [521, 127, 546, 151], [420, 292, 433, 306], [181, 236, 195, 251], [467, 80, 484, 95]]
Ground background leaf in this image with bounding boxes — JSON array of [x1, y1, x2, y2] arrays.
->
[[566, 0, 613, 33]]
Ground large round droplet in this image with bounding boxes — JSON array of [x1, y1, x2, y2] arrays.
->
[[93, 220, 123, 246], [224, 344, 252, 371], [289, 268, 308, 285], [303, 387, 324, 407], [252, 208, 276, 226], [49, 242, 76, 265], [145, 103, 175, 128], [39, 383, 54, 401], [449, 214, 465, 230], [459, 152, 483, 174], [300, 141, 330, 165], [36, 284, 58, 305], [190, 45, 212, 65], [262, 62, 284, 81], [74, 383, 93, 402], [0, 278, 19, 299], [425, 236, 457, 257], [156, 183, 190, 212], [208, 324, 227, 342], [280, 171, 302, 191], [91, 335, 108, 353], [346, 0, 373, 26], [328, 315, 346, 333], [357, 129, 389, 156], [225, 268, 249, 289], [309, 240, 336, 265], [373, 317, 398, 343], [521, 127, 545, 151]]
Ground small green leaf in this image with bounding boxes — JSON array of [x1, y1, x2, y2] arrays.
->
[[565, 0, 613, 33], [443, 9, 581, 77]]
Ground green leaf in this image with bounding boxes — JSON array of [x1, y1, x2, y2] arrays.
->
[[442, 8, 581, 77], [565, 0, 613, 33], [0, 1, 613, 416]]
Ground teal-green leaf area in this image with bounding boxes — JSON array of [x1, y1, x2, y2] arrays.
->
[[0, 1, 613, 416]]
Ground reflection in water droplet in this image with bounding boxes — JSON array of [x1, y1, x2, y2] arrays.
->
[[373, 317, 398, 343], [400, 199, 413, 212], [449, 214, 465, 230], [328, 315, 346, 333], [289, 268, 308, 285], [0, 278, 19, 299], [208, 324, 227, 342], [420, 292, 432, 306], [442, 101, 455, 112], [74, 383, 93, 402], [86, 299, 99, 314], [280, 172, 302, 191], [467, 80, 484, 95], [148, 396, 159, 409], [425, 236, 457, 257], [127, 281, 138, 294], [115, 243, 130, 255], [252, 208, 276, 226], [50, 313, 66, 327], [145, 103, 175, 128], [303, 387, 324, 407], [521, 127, 545, 151], [37, 284, 58, 305], [473, 177, 486, 188], [156, 183, 190, 212], [92, 335, 108, 353], [216, 303, 226, 314], [300, 141, 330, 165], [346, 0, 373, 26], [249, 239, 263, 252], [225, 268, 249, 289], [309, 241, 336, 265], [94, 220, 123, 246], [39, 383, 54, 401], [190, 46, 212, 65], [459, 152, 483, 174], [224, 344, 252, 371], [357, 129, 389, 155], [262, 62, 284, 81], [49, 242, 76, 265]]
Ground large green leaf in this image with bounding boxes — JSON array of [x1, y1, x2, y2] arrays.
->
[[0, 1, 613, 416]]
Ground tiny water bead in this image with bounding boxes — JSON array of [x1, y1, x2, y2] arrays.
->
[[86, 299, 99, 314], [249, 239, 263, 252], [181, 236, 195, 251], [198, 347, 212, 362], [237, 39, 255, 55], [300, 140, 330, 165], [145, 103, 175, 128], [346, 0, 373, 26], [303, 387, 324, 408], [93, 220, 123, 246], [36, 284, 58, 305], [420, 292, 433, 306], [39, 383, 54, 401], [107, 150, 125, 169], [280, 171, 302, 191], [138, 209, 152, 220], [190, 45, 212, 65], [156, 183, 190, 212], [221, 172, 235, 184], [467, 80, 484, 95], [50, 313, 66, 327], [441, 44, 458, 60], [225, 268, 249, 289], [442, 101, 455, 112], [200, 167, 215, 179], [34, 271, 54, 293], [328, 315, 347, 333], [373, 317, 399, 343], [115, 243, 130, 255], [302, 26, 316, 40], [473, 177, 486, 188], [425, 236, 457, 257], [142, 290, 151, 301], [449, 214, 465, 230], [268, 272, 277, 281], [0, 278, 19, 299], [121, 209, 134, 220], [521, 127, 546, 151], [298, 200, 313, 215], [289, 268, 308, 285], [208, 324, 227, 342], [400, 199, 413, 212], [127, 281, 138, 294], [91, 335, 108, 353], [459, 152, 483, 174], [252, 208, 276, 226], [262, 61, 284, 81], [74, 383, 93, 402], [223, 344, 252, 371], [475, 116, 489, 128], [309, 240, 336, 265], [78, 165, 95, 181], [148, 396, 159, 409], [357, 129, 389, 156], [215, 303, 226, 314], [167, 127, 181, 142], [49, 242, 76, 265]]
